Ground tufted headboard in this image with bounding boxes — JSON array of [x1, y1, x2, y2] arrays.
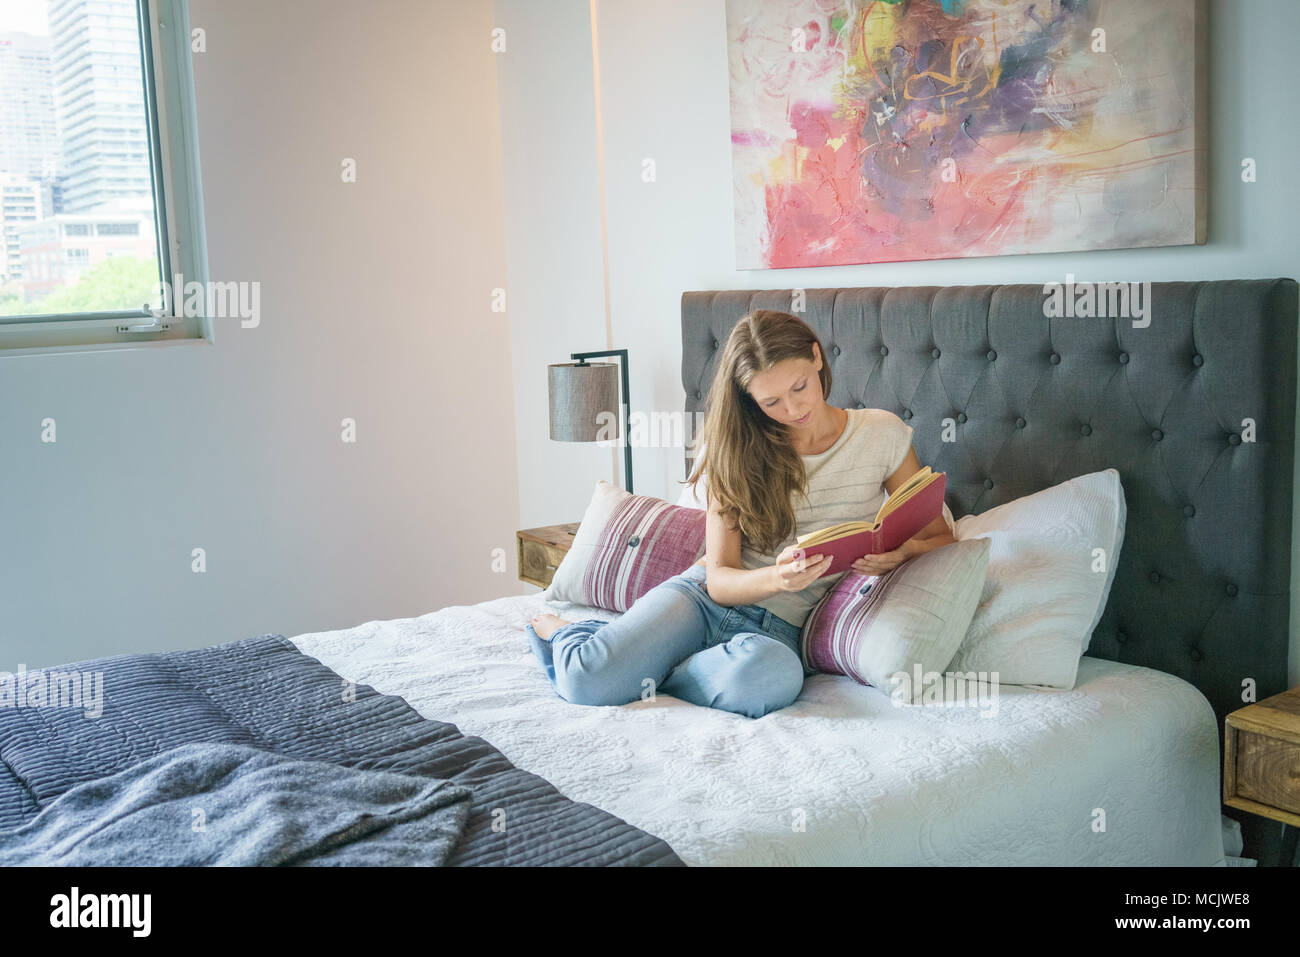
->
[[681, 280, 1298, 743]]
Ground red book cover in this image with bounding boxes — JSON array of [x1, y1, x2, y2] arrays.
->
[[795, 473, 947, 578]]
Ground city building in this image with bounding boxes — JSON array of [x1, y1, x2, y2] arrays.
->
[[16, 199, 154, 301], [0, 173, 43, 284], [48, 0, 151, 213], [0, 30, 61, 182]]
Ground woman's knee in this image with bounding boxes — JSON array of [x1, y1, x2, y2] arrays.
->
[[721, 633, 805, 717]]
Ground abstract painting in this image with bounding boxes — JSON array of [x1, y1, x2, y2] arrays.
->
[[725, 0, 1206, 269]]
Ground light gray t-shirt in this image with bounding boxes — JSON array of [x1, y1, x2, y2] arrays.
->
[[741, 407, 918, 629]]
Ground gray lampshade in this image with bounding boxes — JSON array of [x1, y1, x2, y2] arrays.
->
[[548, 361, 620, 442]]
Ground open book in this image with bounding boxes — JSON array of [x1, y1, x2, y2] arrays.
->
[[793, 468, 947, 577]]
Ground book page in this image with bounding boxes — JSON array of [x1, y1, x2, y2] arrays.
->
[[798, 467, 943, 547], [873, 467, 933, 523], [796, 521, 871, 548]]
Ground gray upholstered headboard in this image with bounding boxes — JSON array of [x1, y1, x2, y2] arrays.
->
[[681, 280, 1298, 741]]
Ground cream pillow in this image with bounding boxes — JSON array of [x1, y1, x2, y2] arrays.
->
[[946, 469, 1127, 689]]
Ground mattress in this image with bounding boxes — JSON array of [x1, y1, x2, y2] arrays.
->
[[290, 592, 1227, 866]]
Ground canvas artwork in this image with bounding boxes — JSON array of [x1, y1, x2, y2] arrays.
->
[[725, 0, 1206, 269]]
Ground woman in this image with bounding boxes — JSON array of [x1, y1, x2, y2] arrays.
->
[[526, 310, 957, 717]]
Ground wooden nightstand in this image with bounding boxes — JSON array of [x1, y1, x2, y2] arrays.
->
[[516, 522, 580, 588], [1224, 685, 1300, 865]]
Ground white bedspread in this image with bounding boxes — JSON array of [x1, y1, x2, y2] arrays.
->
[[290, 592, 1226, 866]]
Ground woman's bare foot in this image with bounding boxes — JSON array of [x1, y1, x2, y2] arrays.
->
[[529, 613, 572, 640]]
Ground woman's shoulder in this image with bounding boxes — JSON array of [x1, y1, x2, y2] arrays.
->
[[853, 406, 910, 431], [847, 407, 913, 465]]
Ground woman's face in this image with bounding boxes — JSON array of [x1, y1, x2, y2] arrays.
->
[[748, 345, 824, 428]]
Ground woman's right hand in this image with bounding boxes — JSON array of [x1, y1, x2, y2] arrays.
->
[[770, 545, 832, 593]]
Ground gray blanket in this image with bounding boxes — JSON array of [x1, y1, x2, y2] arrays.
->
[[0, 742, 473, 866], [0, 635, 684, 866]]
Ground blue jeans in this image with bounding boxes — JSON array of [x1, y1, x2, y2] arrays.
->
[[526, 564, 806, 719]]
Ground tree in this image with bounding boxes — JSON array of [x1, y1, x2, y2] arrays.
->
[[0, 256, 160, 317]]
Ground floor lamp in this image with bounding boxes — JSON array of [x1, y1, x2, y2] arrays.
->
[[547, 348, 633, 493]]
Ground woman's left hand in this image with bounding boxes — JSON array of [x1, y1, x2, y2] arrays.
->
[[850, 540, 914, 576]]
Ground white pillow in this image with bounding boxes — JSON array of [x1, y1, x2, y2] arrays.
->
[[945, 469, 1126, 689], [544, 479, 629, 604]]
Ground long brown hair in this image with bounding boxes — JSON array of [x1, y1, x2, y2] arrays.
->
[[682, 310, 832, 555]]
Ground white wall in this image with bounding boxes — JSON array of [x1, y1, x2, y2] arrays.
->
[[494, 0, 612, 552], [0, 0, 515, 668], [498, 0, 1300, 685]]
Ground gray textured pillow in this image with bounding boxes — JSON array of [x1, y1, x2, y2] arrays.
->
[[800, 538, 991, 703]]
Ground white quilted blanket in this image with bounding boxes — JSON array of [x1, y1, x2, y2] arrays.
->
[[290, 592, 1226, 866]]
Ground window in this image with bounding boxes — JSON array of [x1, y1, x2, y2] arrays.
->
[[0, 0, 209, 355]]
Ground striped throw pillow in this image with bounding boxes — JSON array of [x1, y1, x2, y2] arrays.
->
[[800, 538, 990, 702], [542, 480, 707, 612]]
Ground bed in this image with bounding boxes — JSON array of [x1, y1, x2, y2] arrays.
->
[[293, 595, 1226, 865], [4, 278, 1295, 866], [297, 277, 1297, 865]]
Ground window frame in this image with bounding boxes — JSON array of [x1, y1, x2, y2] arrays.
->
[[0, 0, 211, 357]]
